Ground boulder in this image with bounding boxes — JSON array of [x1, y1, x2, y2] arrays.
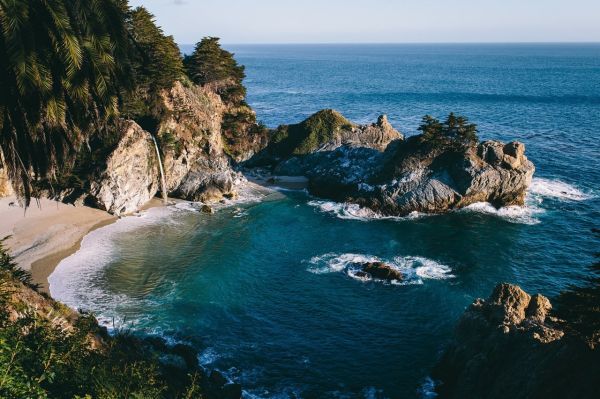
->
[[356, 261, 403, 281], [88, 121, 160, 216]]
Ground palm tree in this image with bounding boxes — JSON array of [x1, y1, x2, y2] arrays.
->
[[0, 0, 132, 206]]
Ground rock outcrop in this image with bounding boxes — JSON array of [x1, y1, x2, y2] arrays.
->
[[156, 81, 242, 202], [432, 283, 600, 399], [353, 261, 403, 282], [88, 121, 160, 216], [250, 109, 403, 165], [256, 112, 535, 216]]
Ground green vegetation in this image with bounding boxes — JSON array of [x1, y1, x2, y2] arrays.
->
[[269, 109, 354, 157], [0, 0, 133, 206], [0, 239, 205, 398], [122, 6, 185, 132], [184, 37, 245, 104], [417, 113, 479, 149]]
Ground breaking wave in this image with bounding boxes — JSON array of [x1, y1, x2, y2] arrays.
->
[[306, 253, 454, 285], [308, 200, 422, 221], [529, 177, 593, 201], [460, 202, 544, 225]]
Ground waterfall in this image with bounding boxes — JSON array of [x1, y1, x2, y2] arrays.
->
[[150, 134, 168, 205]]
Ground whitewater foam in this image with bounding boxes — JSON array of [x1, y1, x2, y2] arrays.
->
[[308, 200, 422, 221], [48, 205, 196, 327], [460, 202, 544, 225], [529, 177, 593, 201], [307, 253, 454, 285]]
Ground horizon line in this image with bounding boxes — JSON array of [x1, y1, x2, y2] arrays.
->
[[179, 41, 600, 46]]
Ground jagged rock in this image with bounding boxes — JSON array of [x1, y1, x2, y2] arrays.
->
[[432, 283, 600, 399], [157, 81, 242, 203], [250, 110, 403, 165], [88, 121, 160, 216], [267, 124, 534, 216], [355, 261, 403, 281]]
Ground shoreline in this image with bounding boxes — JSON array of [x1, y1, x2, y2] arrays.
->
[[1, 182, 272, 296], [0, 196, 118, 294]]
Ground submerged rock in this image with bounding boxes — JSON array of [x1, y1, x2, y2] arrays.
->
[[432, 283, 600, 399]]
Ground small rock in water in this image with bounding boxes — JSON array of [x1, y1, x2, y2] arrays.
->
[[201, 204, 214, 214], [357, 261, 403, 281]]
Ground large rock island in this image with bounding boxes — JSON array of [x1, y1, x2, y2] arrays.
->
[[248, 110, 535, 216]]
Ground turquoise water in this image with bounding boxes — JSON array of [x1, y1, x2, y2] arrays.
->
[[51, 44, 600, 398]]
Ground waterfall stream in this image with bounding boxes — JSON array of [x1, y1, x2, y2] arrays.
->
[[150, 134, 168, 204]]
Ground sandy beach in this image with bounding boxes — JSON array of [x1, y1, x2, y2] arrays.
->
[[0, 196, 116, 293]]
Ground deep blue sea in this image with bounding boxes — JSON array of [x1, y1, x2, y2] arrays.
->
[[50, 44, 600, 398]]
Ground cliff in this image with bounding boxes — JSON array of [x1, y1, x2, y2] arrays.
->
[[433, 283, 600, 399]]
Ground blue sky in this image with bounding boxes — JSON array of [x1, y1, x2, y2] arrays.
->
[[129, 0, 600, 44]]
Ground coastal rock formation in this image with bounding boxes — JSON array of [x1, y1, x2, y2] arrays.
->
[[88, 121, 160, 216], [432, 283, 600, 399], [55, 81, 247, 214], [156, 81, 242, 202], [353, 261, 403, 282], [258, 112, 535, 216], [250, 109, 403, 165]]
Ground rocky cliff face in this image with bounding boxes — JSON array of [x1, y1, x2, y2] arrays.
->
[[87, 121, 161, 216], [156, 81, 242, 202], [266, 118, 534, 216], [55, 81, 247, 215], [432, 284, 600, 399]]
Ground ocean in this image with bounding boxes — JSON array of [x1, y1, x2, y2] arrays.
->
[[50, 44, 600, 398]]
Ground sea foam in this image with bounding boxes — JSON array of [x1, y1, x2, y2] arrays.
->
[[529, 177, 593, 201], [308, 200, 422, 221], [307, 253, 454, 285]]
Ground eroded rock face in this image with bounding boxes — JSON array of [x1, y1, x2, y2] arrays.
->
[[250, 110, 403, 165], [273, 133, 534, 216], [88, 121, 160, 216], [432, 283, 600, 399], [157, 81, 242, 203]]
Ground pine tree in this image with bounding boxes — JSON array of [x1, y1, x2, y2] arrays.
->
[[121, 6, 184, 130], [184, 37, 246, 104]]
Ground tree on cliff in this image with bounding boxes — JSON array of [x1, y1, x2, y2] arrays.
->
[[184, 37, 246, 104], [0, 0, 132, 206], [418, 113, 478, 149], [122, 6, 185, 130]]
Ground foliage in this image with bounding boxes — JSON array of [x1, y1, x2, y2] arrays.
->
[[0, 243, 205, 398], [184, 37, 246, 104], [0, 0, 133, 206], [269, 109, 354, 157], [417, 113, 479, 149], [121, 6, 184, 131]]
